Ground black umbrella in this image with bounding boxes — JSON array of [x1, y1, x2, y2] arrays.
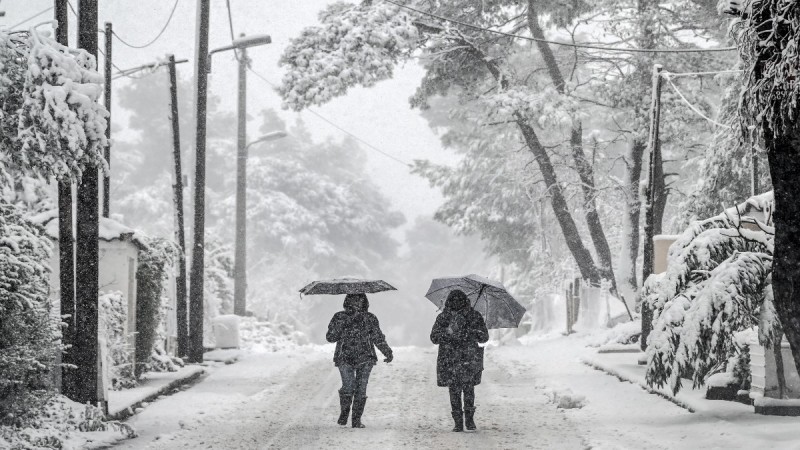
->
[[425, 274, 526, 329], [299, 278, 397, 296]]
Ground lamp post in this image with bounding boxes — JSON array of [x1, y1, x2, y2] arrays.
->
[[233, 131, 287, 316], [208, 33, 272, 316]]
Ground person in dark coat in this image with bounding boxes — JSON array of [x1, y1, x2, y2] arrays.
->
[[430, 289, 489, 432], [326, 293, 393, 428]]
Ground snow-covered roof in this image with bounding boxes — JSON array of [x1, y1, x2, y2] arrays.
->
[[27, 210, 147, 250]]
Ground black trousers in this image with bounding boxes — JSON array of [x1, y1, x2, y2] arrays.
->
[[448, 385, 475, 412]]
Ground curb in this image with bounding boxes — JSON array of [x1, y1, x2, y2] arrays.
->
[[107, 368, 205, 420], [580, 356, 696, 413]]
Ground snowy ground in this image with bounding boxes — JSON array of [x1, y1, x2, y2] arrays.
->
[[112, 334, 800, 449]]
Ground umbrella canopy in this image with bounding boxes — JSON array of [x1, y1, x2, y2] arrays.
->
[[299, 278, 397, 296], [425, 274, 526, 329]]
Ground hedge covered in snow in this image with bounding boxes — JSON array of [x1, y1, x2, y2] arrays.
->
[[0, 202, 57, 427], [644, 192, 776, 394]]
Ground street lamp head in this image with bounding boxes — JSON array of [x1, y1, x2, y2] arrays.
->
[[245, 131, 288, 150], [231, 34, 272, 49], [208, 34, 273, 72]]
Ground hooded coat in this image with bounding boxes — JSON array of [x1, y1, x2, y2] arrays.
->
[[430, 290, 490, 387], [326, 294, 392, 367]]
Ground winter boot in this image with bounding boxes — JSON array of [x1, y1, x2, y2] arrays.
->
[[337, 390, 353, 426], [451, 411, 464, 432], [351, 396, 367, 428], [464, 407, 476, 430]]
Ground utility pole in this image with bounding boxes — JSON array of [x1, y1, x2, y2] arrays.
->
[[102, 22, 111, 218], [188, 0, 211, 363], [233, 39, 248, 316], [55, 0, 76, 400], [74, 0, 100, 405], [641, 64, 663, 352], [167, 54, 189, 358], [207, 33, 273, 317]]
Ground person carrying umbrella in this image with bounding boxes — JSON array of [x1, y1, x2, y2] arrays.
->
[[326, 293, 393, 428], [430, 289, 489, 432]]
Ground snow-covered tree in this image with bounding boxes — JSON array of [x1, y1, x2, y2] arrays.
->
[[644, 192, 776, 393], [728, 0, 800, 377]]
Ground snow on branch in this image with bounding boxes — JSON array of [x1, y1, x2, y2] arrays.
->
[[279, 1, 418, 111], [11, 29, 108, 182]]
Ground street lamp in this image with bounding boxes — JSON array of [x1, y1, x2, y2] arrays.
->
[[208, 33, 273, 316], [233, 131, 287, 316]]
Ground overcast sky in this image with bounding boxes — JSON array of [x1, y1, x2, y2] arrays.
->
[[2, 0, 458, 244]]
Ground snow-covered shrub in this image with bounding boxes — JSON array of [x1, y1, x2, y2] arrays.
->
[[0, 201, 57, 427], [99, 291, 135, 390], [586, 320, 642, 348], [0, 395, 135, 449], [279, 1, 417, 111], [134, 237, 177, 378], [239, 317, 308, 353], [203, 240, 234, 347], [645, 193, 776, 393]]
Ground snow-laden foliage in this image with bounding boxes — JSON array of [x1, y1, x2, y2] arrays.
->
[[99, 291, 135, 390], [202, 240, 234, 346], [732, 0, 800, 142], [645, 193, 777, 393], [7, 29, 107, 182], [134, 238, 177, 377], [0, 201, 55, 427], [279, 1, 417, 111], [675, 72, 771, 228], [0, 395, 135, 449], [485, 85, 579, 130]]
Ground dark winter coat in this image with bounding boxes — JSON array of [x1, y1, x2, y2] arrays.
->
[[326, 298, 392, 367], [430, 303, 489, 387]]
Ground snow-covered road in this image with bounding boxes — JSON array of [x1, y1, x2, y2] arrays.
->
[[116, 346, 586, 449], [114, 337, 800, 449]]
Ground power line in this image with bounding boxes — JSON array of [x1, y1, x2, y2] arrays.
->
[[663, 74, 730, 128], [111, 0, 179, 49], [8, 6, 53, 30], [385, 0, 737, 54], [662, 69, 743, 78], [247, 67, 412, 168]]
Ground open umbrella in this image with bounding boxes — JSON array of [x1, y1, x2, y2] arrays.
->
[[299, 278, 397, 296], [425, 274, 526, 329]]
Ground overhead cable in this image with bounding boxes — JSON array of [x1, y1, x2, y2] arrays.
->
[[111, 0, 179, 49], [247, 67, 412, 168], [385, 0, 737, 54]]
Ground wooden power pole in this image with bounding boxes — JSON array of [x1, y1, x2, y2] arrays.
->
[[54, 0, 76, 400], [102, 22, 111, 218], [74, 0, 100, 405], [167, 54, 190, 358], [188, 0, 211, 363], [641, 64, 663, 352]]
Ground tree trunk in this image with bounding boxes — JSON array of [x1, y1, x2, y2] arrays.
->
[[516, 116, 600, 284], [623, 139, 645, 297], [527, 0, 617, 288], [766, 129, 800, 379]]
